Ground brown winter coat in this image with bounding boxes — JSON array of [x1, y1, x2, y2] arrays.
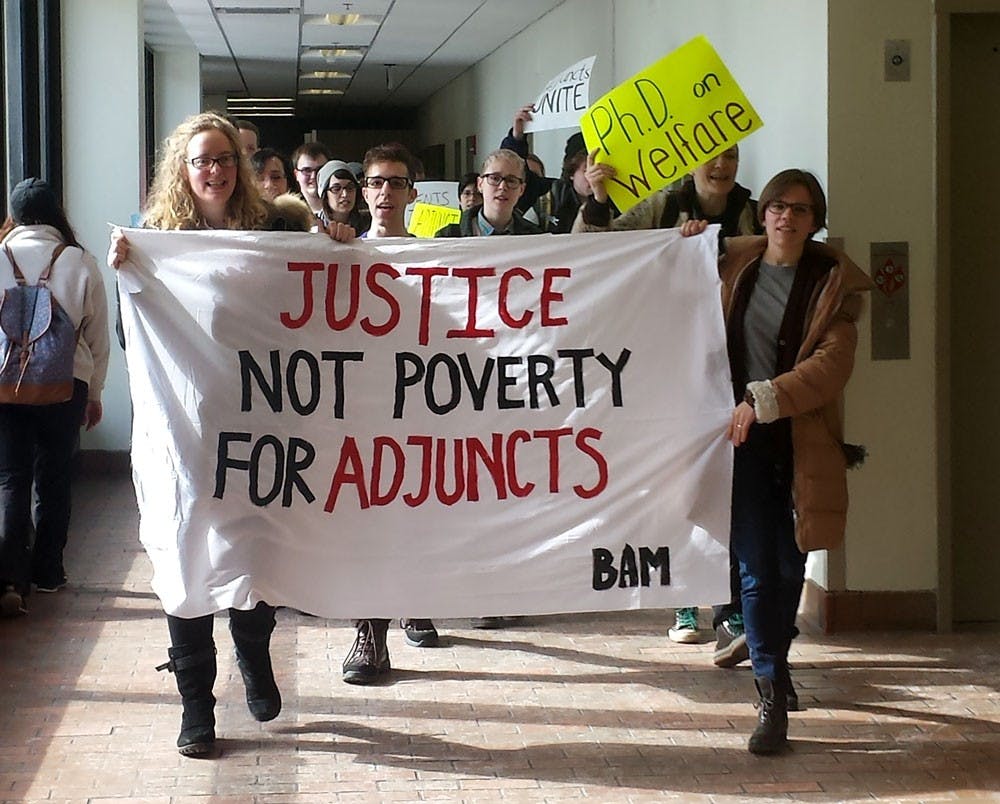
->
[[720, 236, 875, 552]]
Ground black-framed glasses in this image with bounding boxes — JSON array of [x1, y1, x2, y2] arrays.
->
[[326, 182, 357, 195], [188, 152, 238, 170], [481, 173, 524, 189], [295, 165, 321, 175], [364, 175, 413, 190], [767, 200, 813, 217]]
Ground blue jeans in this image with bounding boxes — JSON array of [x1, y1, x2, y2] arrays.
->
[[730, 436, 805, 682]]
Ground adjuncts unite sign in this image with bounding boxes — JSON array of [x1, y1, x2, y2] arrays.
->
[[118, 228, 733, 619]]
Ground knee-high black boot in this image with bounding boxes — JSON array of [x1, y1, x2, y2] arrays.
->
[[156, 642, 217, 757], [748, 676, 788, 755], [229, 604, 281, 722]]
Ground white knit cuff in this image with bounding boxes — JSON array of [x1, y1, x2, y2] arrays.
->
[[747, 379, 779, 424]]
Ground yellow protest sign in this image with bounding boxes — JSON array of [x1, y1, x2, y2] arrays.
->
[[409, 202, 462, 238], [580, 36, 763, 213]]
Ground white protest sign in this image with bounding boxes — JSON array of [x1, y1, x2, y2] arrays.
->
[[523, 56, 597, 133], [118, 228, 732, 619]]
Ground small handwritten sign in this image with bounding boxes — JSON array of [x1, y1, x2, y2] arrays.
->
[[524, 56, 597, 133], [410, 202, 462, 238]]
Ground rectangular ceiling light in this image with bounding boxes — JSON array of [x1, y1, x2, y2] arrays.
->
[[227, 97, 294, 102], [300, 71, 350, 79], [227, 97, 296, 115], [299, 88, 344, 95], [301, 47, 366, 59], [215, 7, 298, 14], [303, 13, 381, 26]]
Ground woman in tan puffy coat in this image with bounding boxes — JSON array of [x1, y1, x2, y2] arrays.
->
[[685, 169, 873, 755]]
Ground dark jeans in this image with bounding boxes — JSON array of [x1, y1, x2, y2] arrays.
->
[[166, 602, 276, 648], [0, 379, 87, 590], [730, 437, 806, 682]]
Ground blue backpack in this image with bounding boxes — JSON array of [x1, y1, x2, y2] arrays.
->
[[0, 243, 78, 405]]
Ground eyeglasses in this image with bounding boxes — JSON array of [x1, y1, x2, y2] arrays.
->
[[363, 176, 412, 190], [767, 200, 813, 217], [460, 189, 481, 198], [326, 183, 357, 195], [188, 153, 238, 170], [295, 165, 321, 175], [481, 173, 524, 189]]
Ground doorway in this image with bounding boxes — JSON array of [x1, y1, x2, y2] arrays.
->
[[949, 12, 1000, 624]]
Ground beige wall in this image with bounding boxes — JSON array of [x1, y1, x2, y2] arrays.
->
[[829, 1, 938, 592]]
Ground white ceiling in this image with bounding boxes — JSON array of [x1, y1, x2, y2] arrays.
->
[[144, 0, 566, 116]]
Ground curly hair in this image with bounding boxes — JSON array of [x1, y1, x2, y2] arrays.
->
[[143, 112, 268, 231]]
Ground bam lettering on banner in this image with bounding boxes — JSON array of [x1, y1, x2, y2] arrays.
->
[[580, 36, 763, 213], [117, 228, 733, 620], [523, 55, 597, 134]]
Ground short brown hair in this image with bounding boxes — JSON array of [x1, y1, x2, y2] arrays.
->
[[291, 141, 332, 167], [363, 143, 417, 178], [757, 169, 827, 233]]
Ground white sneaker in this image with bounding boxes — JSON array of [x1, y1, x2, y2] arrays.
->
[[668, 606, 701, 643]]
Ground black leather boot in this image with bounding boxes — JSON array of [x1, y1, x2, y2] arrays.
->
[[748, 676, 788, 755], [343, 619, 391, 684], [778, 664, 799, 711], [229, 606, 281, 722], [156, 642, 217, 757]]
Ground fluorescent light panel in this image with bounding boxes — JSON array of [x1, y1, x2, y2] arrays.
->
[[300, 71, 351, 79], [228, 105, 296, 112], [227, 97, 294, 102], [303, 13, 381, 26], [301, 47, 366, 58], [215, 6, 298, 14]]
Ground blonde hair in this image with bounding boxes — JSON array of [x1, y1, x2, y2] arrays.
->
[[143, 112, 268, 230]]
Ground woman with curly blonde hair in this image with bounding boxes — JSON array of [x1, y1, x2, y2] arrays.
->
[[142, 112, 269, 230], [109, 111, 312, 758]]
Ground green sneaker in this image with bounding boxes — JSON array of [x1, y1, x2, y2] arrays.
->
[[668, 606, 701, 643]]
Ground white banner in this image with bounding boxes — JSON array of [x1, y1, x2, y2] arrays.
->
[[523, 56, 597, 133], [118, 228, 733, 619]]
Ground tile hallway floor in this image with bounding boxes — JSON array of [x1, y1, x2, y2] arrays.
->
[[1, 474, 999, 803]]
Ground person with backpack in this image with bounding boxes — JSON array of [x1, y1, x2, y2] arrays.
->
[[572, 146, 762, 670], [0, 178, 110, 617]]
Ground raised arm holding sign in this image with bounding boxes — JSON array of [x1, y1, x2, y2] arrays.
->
[[580, 35, 763, 213]]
